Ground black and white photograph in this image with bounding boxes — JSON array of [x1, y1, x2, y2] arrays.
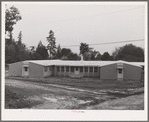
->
[[2, 1, 148, 121]]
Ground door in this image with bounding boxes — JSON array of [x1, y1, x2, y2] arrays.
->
[[117, 68, 123, 79], [22, 66, 29, 76], [75, 67, 79, 75]]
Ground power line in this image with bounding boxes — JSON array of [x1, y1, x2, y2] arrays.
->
[[61, 39, 145, 48], [16, 7, 144, 27]]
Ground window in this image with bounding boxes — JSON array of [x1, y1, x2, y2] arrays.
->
[[24, 67, 28, 71], [118, 69, 122, 73], [61, 66, 64, 72], [85, 67, 88, 72], [71, 67, 74, 72], [57, 66, 60, 72], [80, 67, 83, 72], [76, 67, 78, 71], [94, 67, 98, 72], [44, 67, 47, 72], [66, 66, 69, 72], [90, 67, 93, 72]]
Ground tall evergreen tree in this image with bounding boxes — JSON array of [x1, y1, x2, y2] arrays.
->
[[36, 41, 49, 60], [56, 44, 62, 59], [46, 30, 57, 59]]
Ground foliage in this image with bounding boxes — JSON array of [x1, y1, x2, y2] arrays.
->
[[80, 43, 89, 55], [36, 41, 49, 60], [112, 44, 144, 62], [95, 52, 102, 60], [61, 56, 68, 60], [46, 30, 57, 59], [17, 31, 22, 45], [67, 52, 80, 60], [61, 48, 71, 56], [5, 5, 22, 36], [56, 44, 62, 59], [101, 52, 111, 61]]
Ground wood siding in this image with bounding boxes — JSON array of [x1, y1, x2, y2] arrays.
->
[[29, 62, 44, 78], [123, 63, 142, 80], [8, 62, 23, 77], [100, 63, 117, 80]]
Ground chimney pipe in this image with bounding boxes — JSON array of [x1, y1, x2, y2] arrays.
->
[[81, 54, 83, 61]]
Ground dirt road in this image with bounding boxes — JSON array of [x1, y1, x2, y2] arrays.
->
[[5, 78, 144, 109]]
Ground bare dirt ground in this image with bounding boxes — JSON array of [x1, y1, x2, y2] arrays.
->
[[5, 78, 144, 110]]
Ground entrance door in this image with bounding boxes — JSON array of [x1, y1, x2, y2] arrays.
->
[[22, 67, 29, 77], [75, 67, 79, 75], [117, 68, 123, 79]]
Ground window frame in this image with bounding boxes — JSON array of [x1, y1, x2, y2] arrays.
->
[[71, 66, 74, 72], [85, 67, 88, 72], [61, 66, 64, 72], [66, 66, 69, 72], [90, 67, 93, 73], [44, 66, 47, 72], [80, 67, 83, 72], [94, 67, 98, 73], [118, 69, 122, 74], [24, 67, 28, 71], [57, 66, 60, 72]]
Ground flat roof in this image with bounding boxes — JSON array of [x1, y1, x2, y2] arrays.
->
[[23, 60, 144, 67]]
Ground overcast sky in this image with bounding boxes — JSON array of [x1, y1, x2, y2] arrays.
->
[[5, 2, 146, 55]]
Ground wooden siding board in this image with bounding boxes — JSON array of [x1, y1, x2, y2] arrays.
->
[[29, 62, 44, 78], [100, 63, 117, 80], [123, 63, 142, 80], [8, 62, 23, 77]]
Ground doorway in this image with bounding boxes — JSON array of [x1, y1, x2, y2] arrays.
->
[[117, 68, 123, 79], [22, 66, 29, 77]]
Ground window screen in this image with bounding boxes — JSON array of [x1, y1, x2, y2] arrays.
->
[[119, 69, 122, 73], [90, 67, 93, 72], [85, 67, 88, 72], [66, 66, 69, 72], [71, 67, 74, 72], [61, 66, 64, 72], [57, 66, 60, 72], [94, 67, 98, 72], [76, 67, 78, 71], [24, 67, 28, 71], [80, 67, 83, 72], [44, 67, 47, 72]]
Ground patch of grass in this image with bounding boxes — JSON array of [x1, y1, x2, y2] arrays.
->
[[5, 88, 43, 109], [6, 76, 144, 91]]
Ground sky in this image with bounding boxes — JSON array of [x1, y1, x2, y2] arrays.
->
[[5, 2, 146, 55]]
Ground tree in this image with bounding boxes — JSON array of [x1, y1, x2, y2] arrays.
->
[[101, 52, 111, 61], [80, 42, 89, 55], [112, 44, 144, 62], [36, 41, 49, 60], [56, 44, 62, 59], [61, 48, 71, 56], [46, 30, 57, 59], [67, 52, 79, 60], [5, 5, 22, 37], [95, 52, 102, 60], [17, 31, 22, 45]]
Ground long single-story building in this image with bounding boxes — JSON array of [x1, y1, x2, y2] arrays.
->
[[8, 59, 144, 81]]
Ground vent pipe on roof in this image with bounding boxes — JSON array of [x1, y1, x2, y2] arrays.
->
[[81, 54, 83, 61]]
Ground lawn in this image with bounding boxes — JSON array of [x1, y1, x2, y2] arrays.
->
[[5, 77, 144, 109], [6, 76, 144, 90]]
